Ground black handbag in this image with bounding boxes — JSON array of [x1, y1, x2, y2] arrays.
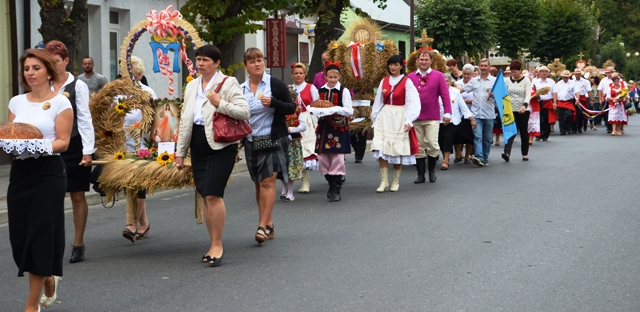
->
[[252, 135, 281, 151]]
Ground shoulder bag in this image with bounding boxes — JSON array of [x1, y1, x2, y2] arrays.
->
[[212, 77, 253, 143]]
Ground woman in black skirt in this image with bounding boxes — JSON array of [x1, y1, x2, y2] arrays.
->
[[240, 48, 296, 244], [7, 49, 74, 311], [439, 73, 476, 170], [175, 45, 249, 266]]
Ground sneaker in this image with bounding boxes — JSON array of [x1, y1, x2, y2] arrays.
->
[[471, 157, 484, 167], [484, 160, 489, 166]]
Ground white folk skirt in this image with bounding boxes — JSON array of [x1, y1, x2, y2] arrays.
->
[[370, 105, 416, 165]]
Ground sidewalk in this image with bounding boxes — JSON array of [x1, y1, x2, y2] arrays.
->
[[0, 158, 249, 225]]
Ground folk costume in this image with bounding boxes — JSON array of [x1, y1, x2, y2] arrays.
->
[[607, 81, 629, 126], [371, 74, 420, 192], [532, 76, 556, 140], [279, 97, 307, 201], [292, 81, 320, 193], [407, 66, 451, 183], [312, 61, 354, 202], [528, 85, 541, 138], [573, 75, 591, 133], [555, 74, 579, 135]]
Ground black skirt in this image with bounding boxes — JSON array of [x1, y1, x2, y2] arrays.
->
[[454, 119, 475, 145], [8, 156, 66, 277], [61, 135, 91, 192], [190, 125, 238, 198], [438, 123, 457, 154]]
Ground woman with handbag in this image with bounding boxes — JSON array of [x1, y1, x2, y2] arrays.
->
[[175, 45, 250, 266], [240, 48, 296, 244], [370, 55, 420, 192]]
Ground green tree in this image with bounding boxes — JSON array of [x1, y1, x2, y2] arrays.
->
[[625, 56, 640, 80], [490, 0, 542, 59], [180, 0, 309, 69], [38, 0, 88, 71], [599, 36, 627, 71], [415, 0, 497, 58], [595, 0, 640, 51], [527, 0, 595, 64]]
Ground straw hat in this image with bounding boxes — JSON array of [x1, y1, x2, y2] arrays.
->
[[560, 70, 571, 77], [538, 65, 550, 72]]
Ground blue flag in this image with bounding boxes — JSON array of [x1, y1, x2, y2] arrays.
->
[[491, 70, 517, 142]]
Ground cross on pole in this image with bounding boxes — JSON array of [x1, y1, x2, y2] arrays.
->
[[417, 29, 434, 48], [578, 52, 584, 60]]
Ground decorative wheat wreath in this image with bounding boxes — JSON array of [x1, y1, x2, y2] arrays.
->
[[91, 6, 208, 224]]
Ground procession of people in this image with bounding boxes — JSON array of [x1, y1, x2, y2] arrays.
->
[[5, 33, 636, 312]]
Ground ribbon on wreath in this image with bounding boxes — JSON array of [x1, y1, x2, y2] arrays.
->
[[145, 5, 197, 93], [156, 49, 175, 96], [348, 42, 364, 80], [577, 102, 611, 118]]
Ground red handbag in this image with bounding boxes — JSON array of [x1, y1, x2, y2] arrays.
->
[[212, 77, 252, 142]]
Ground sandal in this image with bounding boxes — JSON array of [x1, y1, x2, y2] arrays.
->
[[265, 224, 275, 240], [501, 153, 510, 162], [464, 158, 470, 164], [208, 250, 224, 267], [122, 228, 137, 243], [136, 224, 150, 240], [255, 226, 268, 244], [440, 162, 449, 170], [453, 157, 462, 164]]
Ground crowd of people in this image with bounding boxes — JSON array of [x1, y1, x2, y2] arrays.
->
[[6, 41, 634, 311]]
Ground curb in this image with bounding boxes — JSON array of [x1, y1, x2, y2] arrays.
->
[[0, 159, 249, 226]]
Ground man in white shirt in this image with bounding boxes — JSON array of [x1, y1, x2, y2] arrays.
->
[[597, 66, 615, 133], [531, 66, 556, 141], [572, 70, 591, 133], [461, 59, 495, 167], [554, 70, 580, 135]]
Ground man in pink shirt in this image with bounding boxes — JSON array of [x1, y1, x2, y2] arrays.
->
[[313, 51, 329, 89], [407, 50, 452, 183]]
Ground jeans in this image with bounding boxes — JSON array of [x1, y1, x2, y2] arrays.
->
[[473, 118, 494, 161]]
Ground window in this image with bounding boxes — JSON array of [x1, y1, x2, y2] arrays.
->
[[109, 11, 119, 24], [399, 41, 406, 59], [110, 32, 118, 80]]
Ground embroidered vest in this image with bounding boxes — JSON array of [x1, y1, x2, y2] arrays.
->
[[315, 85, 351, 154]]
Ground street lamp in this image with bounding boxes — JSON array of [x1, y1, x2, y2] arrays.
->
[[620, 42, 625, 47], [627, 52, 631, 57], [635, 52, 639, 57]]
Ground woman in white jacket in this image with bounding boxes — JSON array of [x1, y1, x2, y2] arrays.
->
[[175, 45, 250, 267]]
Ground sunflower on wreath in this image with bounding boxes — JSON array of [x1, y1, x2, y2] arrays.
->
[[115, 98, 129, 114], [156, 151, 174, 166], [114, 151, 126, 160]]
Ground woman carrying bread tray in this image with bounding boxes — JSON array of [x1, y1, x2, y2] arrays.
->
[[5, 49, 74, 311], [307, 61, 354, 202]]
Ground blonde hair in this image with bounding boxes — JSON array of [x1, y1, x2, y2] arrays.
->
[[325, 69, 340, 76], [292, 62, 308, 75], [130, 56, 145, 78], [243, 48, 264, 64]]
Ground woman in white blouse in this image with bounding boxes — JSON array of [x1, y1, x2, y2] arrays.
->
[[371, 55, 420, 192], [8, 49, 73, 311], [453, 64, 476, 164], [439, 73, 475, 169], [502, 60, 532, 161], [175, 45, 250, 266]]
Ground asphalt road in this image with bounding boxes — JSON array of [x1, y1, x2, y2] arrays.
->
[[1, 122, 640, 311]]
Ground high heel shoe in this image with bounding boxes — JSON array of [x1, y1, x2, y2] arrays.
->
[[255, 226, 268, 244], [122, 228, 137, 243], [40, 276, 61, 308], [265, 224, 275, 240], [136, 224, 150, 240]]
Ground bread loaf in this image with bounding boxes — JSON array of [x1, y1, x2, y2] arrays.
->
[[0, 122, 44, 139], [310, 100, 334, 108]]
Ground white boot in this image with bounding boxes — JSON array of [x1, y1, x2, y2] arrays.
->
[[376, 167, 389, 193], [298, 169, 310, 193], [390, 168, 401, 192]]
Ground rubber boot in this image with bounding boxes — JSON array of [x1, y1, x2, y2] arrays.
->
[[330, 175, 342, 202], [298, 169, 310, 193], [428, 155, 438, 183], [376, 167, 389, 193], [390, 168, 401, 192], [414, 158, 426, 183], [325, 175, 334, 199]]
